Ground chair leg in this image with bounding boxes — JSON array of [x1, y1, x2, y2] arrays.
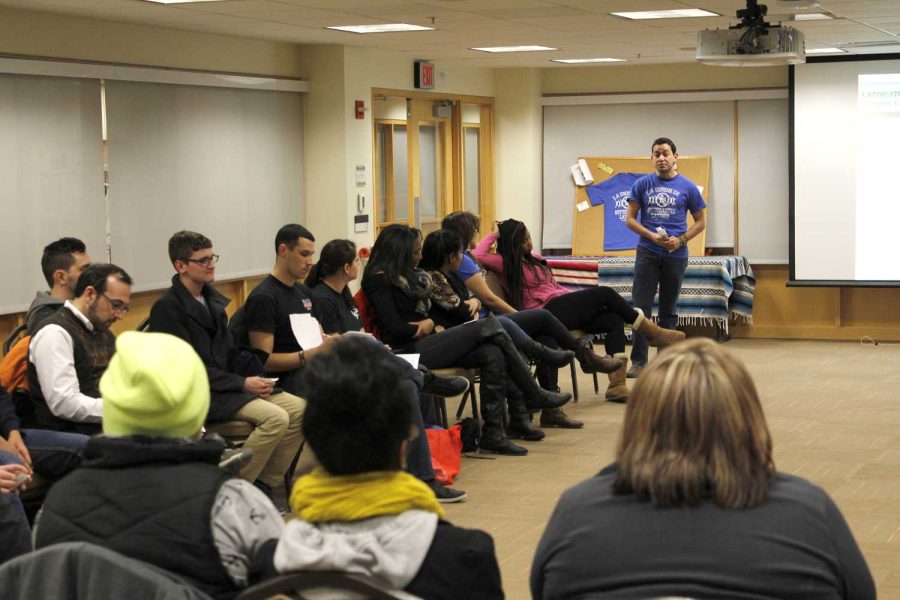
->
[[570, 359, 579, 402], [593, 372, 599, 394], [433, 395, 448, 429], [283, 441, 306, 500], [455, 393, 468, 419]]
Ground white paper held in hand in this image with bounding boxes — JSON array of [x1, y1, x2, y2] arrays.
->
[[290, 313, 323, 349], [395, 354, 420, 369]]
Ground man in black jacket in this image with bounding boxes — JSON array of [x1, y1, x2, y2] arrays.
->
[[148, 231, 305, 500], [267, 336, 503, 600]]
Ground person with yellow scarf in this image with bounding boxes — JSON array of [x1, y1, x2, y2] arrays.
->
[[266, 336, 503, 599]]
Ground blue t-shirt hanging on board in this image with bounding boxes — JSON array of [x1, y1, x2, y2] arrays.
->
[[629, 173, 706, 258], [586, 173, 642, 251]]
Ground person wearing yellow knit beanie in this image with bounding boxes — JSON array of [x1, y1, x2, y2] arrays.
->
[[101, 331, 209, 439], [267, 336, 503, 600], [35, 331, 284, 599]]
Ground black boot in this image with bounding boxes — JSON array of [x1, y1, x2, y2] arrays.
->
[[485, 330, 572, 411], [506, 388, 545, 441], [520, 337, 575, 369], [479, 380, 528, 456]]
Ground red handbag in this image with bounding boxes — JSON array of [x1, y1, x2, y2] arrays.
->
[[425, 425, 463, 485]]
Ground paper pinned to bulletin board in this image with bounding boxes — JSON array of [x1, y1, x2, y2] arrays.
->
[[571, 156, 710, 257]]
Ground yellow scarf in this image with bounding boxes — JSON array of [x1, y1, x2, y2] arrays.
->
[[291, 467, 446, 522]]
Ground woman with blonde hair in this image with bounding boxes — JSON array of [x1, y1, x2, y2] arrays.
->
[[531, 338, 874, 600]]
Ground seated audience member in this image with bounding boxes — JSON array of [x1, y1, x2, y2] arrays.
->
[[35, 332, 283, 599], [25, 238, 92, 335], [420, 228, 605, 436], [474, 218, 685, 404], [242, 224, 334, 397], [362, 224, 571, 456], [249, 230, 466, 502], [0, 460, 31, 564], [530, 338, 875, 600], [442, 211, 618, 429], [269, 336, 503, 600], [306, 237, 470, 399], [0, 386, 86, 481], [307, 239, 468, 499], [27, 263, 132, 434], [148, 231, 305, 500]]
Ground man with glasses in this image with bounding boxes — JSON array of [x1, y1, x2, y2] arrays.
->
[[27, 263, 133, 434], [148, 231, 305, 504]]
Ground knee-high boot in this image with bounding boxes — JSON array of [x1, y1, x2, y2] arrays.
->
[[480, 384, 528, 456], [485, 330, 572, 411], [505, 384, 545, 441]]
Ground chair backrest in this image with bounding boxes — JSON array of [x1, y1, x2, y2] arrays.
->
[[228, 306, 250, 347], [483, 271, 508, 302], [353, 289, 382, 341], [0, 542, 213, 600], [235, 570, 419, 600], [3, 323, 26, 356]]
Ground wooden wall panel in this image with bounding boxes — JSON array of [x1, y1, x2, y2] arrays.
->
[[731, 265, 900, 341], [1, 275, 268, 354]]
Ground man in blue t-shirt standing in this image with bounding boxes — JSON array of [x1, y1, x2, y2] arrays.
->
[[625, 137, 707, 377]]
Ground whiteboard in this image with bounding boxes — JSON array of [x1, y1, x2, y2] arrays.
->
[[106, 81, 305, 292], [0, 74, 105, 314], [737, 99, 789, 264]]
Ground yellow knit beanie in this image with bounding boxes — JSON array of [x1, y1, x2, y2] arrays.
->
[[100, 331, 210, 438]]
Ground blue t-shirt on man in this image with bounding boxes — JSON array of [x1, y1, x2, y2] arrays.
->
[[629, 173, 706, 258], [587, 173, 642, 251]]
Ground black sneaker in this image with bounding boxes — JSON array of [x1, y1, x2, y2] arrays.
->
[[421, 370, 471, 397], [433, 484, 467, 503]]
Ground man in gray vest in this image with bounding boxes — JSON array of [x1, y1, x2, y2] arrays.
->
[[27, 263, 132, 434]]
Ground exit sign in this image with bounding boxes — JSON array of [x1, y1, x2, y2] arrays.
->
[[415, 61, 435, 90]]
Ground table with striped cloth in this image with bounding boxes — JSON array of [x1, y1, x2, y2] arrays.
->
[[546, 256, 755, 334]]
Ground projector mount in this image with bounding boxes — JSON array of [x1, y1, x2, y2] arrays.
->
[[732, 0, 774, 54]]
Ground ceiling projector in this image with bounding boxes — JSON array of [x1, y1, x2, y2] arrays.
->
[[696, 0, 805, 66]]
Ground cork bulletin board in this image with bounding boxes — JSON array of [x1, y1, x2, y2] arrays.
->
[[571, 156, 710, 257]]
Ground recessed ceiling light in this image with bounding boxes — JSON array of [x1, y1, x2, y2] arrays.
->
[[793, 13, 832, 20], [142, 0, 227, 4], [326, 24, 435, 34], [551, 58, 626, 64], [471, 45, 557, 53], [611, 9, 719, 20], [806, 47, 846, 54]]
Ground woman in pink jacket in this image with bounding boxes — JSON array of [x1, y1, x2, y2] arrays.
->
[[473, 219, 684, 403]]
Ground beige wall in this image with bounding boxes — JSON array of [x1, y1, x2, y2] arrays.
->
[[0, 6, 306, 77], [541, 62, 788, 95], [494, 68, 543, 239]]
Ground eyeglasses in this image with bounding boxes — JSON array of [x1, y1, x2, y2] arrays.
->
[[101, 292, 130, 314], [185, 254, 220, 267]]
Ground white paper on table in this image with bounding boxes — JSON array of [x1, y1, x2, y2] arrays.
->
[[576, 200, 590, 213], [290, 313, 323, 349], [395, 354, 420, 369]]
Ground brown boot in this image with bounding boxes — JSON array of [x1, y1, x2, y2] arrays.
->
[[575, 338, 623, 374], [633, 308, 686, 348], [540, 407, 584, 429], [605, 354, 630, 404]]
